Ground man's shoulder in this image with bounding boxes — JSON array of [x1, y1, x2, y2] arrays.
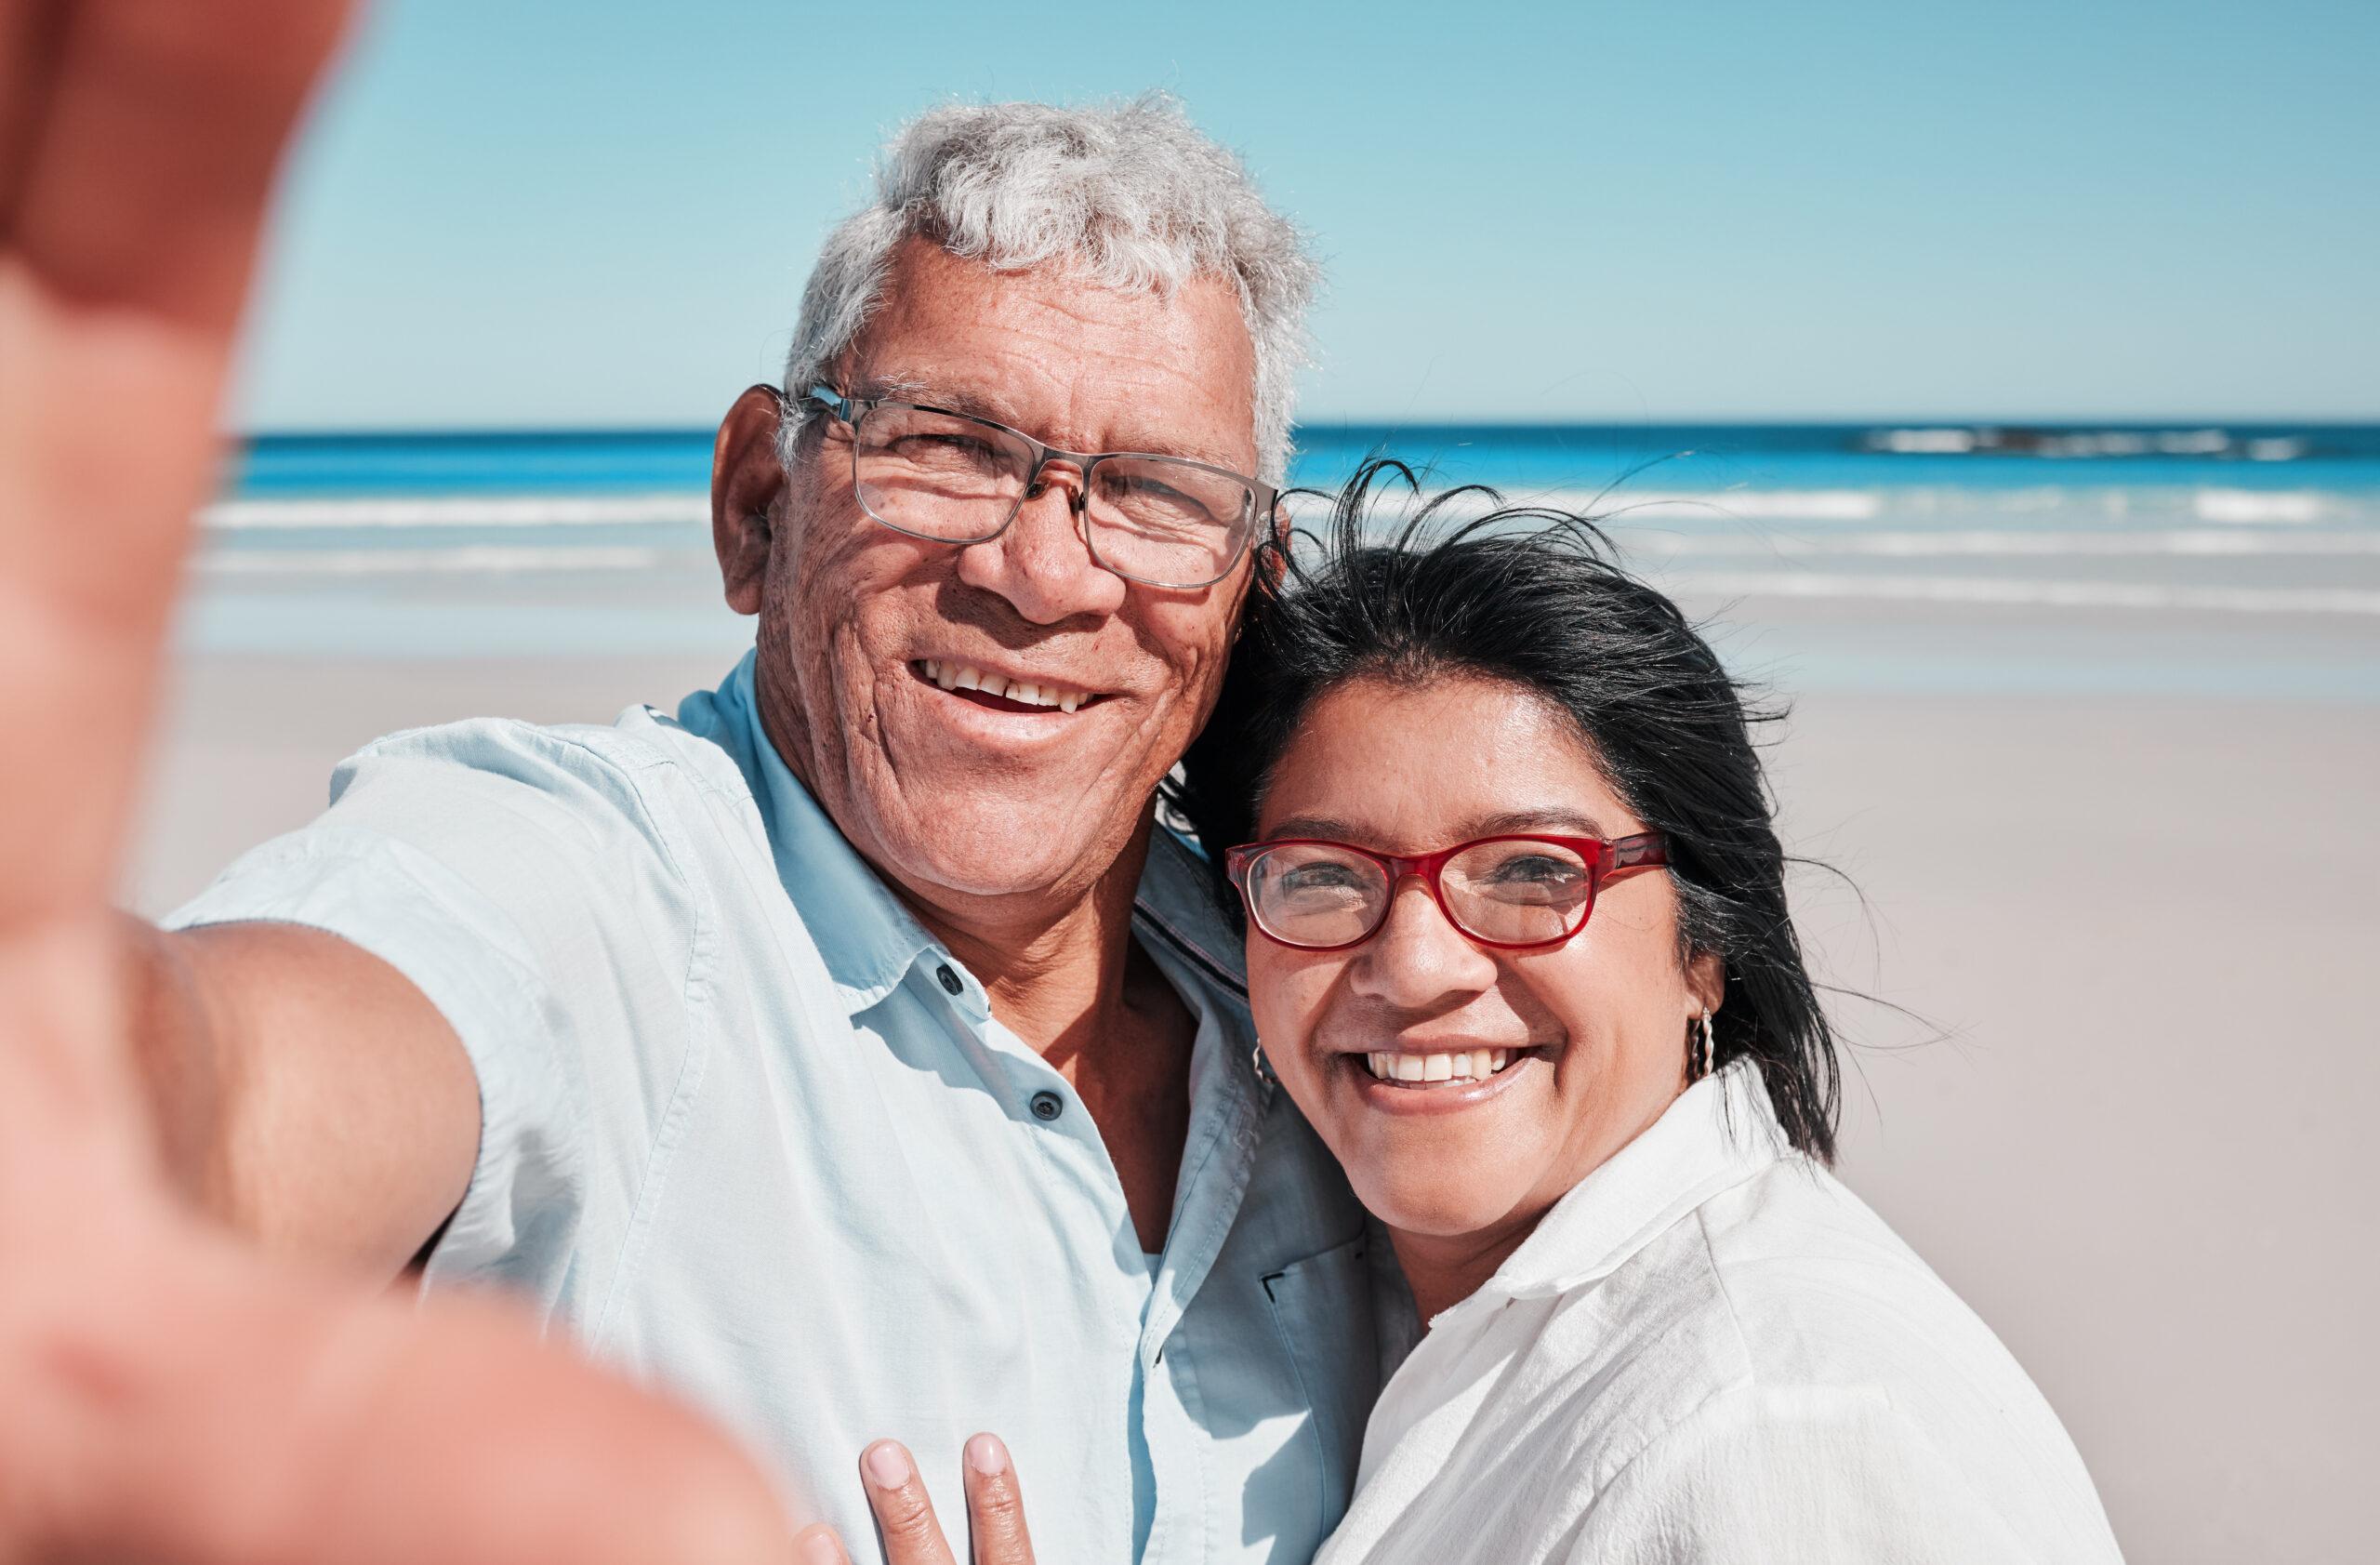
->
[[319, 703, 760, 864], [338, 702, 753, 802], [168, 699, 761, 929], [1134, 824, 1247, 1000]]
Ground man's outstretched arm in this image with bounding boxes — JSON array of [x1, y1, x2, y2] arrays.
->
[[0, 3, 796, 1558], [124, 918, 481, 1274]]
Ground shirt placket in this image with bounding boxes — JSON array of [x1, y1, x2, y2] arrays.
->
[[1135, 948, 1264, 1565]]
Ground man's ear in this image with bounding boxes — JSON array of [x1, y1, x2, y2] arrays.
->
[[1256, 489, 1299, 591], [712, 384, 789, 617]]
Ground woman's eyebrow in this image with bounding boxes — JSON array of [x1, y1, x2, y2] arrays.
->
[[1258, 815, 1360, 842], [1463, 807, 1612, 839], [1254, 807, 1614, 846]]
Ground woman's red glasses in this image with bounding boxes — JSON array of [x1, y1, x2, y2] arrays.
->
[[1224, 832, 1669, 952]]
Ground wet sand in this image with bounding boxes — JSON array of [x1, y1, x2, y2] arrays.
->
[[127, 636, 2380, 1565]]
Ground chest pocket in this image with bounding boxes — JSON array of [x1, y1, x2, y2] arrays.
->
[[1262, 1229, 1385, 1538]]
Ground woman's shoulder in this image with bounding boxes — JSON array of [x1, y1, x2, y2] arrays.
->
[[1527, 1156, 2121, 1558], [1686, 1153, 2032, 1383]]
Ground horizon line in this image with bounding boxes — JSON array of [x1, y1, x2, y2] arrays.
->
[[229, 414, 2380, 443]]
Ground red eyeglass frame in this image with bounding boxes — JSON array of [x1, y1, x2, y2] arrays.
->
[[1223, 831, 1671, 953]]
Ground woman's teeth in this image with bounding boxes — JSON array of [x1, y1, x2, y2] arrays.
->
[[1363, 1049, 1514, 1084]]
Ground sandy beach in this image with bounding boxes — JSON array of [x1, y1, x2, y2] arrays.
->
[[127, 596, 2379, 1564]]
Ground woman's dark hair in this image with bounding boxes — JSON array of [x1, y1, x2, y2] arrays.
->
[[1167, 461, 1842, 1160]]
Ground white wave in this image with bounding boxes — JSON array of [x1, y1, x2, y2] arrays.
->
[[1652, 528, 2380, 558], [2193, 489, 2329, 524], [202, 493, 709, 529], [1589, 489, 1885, 521], [197, 546, 676, 575], [1337, 487, 1890, 522], [1665, 571, 2380, 617], [1869, 429, 1980, 454]]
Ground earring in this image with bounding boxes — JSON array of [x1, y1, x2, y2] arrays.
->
[[1691, 1008, 1717, 1081], [1250, 1041, 1274, 1088]]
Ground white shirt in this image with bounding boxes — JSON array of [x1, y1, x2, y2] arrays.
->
[[1319, 1063, 2124, 1564]]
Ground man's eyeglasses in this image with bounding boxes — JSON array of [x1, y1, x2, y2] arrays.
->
[[1224, 832, 1670, 952], [796, 385, 1276, 591]]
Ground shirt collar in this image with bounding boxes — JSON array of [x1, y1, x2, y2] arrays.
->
[[693, 649, 1250, 1016], [699, 651, 940, 1013], [1471, 1060, 1792, 1306]]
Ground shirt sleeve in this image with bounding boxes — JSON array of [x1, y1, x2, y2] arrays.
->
[[164, 717, 711, 1316], [1570, 1384, 2061, 1565]]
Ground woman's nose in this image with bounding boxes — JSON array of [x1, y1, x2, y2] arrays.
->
[[1345, 879, 1499, 1007]]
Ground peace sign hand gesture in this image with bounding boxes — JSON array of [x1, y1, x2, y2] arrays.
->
[[795, 1435, 1041, 1565]]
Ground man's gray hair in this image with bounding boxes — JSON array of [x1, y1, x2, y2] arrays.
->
[[779, 94, 1318, 485]]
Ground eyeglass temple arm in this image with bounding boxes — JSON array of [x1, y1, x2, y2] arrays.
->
[[793, 384, 856, 420], [1610, 832, 1668, 869]]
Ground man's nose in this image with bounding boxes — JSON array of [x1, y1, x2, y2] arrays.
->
[[1345, 879, 1499, 1008], [952, 463, 1127, 625]]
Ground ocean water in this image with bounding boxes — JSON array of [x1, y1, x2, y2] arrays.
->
[[188, 422, 2380, 701]]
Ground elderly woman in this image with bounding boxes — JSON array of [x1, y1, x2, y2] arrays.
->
[[826, 470, 2124, 1564]]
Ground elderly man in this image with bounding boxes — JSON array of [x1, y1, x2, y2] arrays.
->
[[0, 6, 1395, 1563]]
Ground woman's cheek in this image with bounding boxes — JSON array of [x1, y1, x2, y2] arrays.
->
[[1249, 950, 1340, 1093]]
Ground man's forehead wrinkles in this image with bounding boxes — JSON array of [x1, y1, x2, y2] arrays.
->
[[858, 251, 1257, 467], [863, 358, 1245, 470]]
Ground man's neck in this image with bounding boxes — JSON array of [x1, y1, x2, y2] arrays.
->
[[889, 815, 1197, 1255], [901, 815, 1156, 1054], [756, 683, 1196, 1249]]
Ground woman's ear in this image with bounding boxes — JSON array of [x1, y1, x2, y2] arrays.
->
[[1686, 949, 1726, 1018], [711, 384, 789, 617]]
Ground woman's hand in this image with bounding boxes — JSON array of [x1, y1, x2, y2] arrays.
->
[[795, 1434, 1039, 1565]]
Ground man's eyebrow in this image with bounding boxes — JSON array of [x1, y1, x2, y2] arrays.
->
[[860, 375, 1246, 471]]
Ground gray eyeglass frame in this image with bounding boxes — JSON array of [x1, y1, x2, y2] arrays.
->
[[791, 383, 1277, 591]]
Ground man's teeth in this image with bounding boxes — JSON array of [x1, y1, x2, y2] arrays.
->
[[1363, 1049, 1514, 1083], [920, 659, 1088, 713]]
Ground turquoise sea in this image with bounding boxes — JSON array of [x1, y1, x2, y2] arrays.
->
[[190, 421, 2380, 702]]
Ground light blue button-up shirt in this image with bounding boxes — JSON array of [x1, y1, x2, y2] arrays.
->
[[167, 651, 1409, 1564]]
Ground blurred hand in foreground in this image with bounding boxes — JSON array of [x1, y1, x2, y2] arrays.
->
[[0, 3, 791, 1558]]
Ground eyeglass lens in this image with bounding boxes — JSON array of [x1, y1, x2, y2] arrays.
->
[[1244, 839, 1597, 948], [851, 404, 1254, 586]]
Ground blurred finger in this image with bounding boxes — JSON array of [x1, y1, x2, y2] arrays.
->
[[960, 1432, 1037, 1565], [0, 0, 351, 920], [794, 1522, 853, 1565], [861, 1439, 959, 1565], [8, 0, 353, 330], [0, 0, 65, 223], [38, 1245, 800, 1565]]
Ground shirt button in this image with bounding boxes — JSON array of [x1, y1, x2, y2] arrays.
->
[[1029, 1091, 1064, 1122], [936, 964, 963, 996]]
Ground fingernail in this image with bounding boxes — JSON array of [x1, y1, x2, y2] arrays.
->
[[965, 1432, 1009, 1476], [794, 1524, 848, 1565], [864, 1439, 912, 1487]]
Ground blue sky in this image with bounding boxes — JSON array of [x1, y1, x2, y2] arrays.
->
[[232, 0, 2378, 430]]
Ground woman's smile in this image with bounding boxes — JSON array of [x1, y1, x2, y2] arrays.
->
[[1336, 1043, 1546, 1114]]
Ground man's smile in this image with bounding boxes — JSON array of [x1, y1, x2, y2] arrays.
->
[[909, 657, 1118, 718]]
